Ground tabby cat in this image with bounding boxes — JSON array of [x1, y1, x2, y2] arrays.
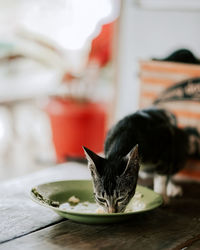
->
[[83, 107, 200, 213]]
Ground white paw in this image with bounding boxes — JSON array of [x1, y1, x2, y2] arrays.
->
[[167, 181, 183, 197], [153, 174, 167, 194]]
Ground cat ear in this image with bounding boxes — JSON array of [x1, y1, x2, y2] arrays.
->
[[83, 146, 104, 178], [121, 144, 140, 177]]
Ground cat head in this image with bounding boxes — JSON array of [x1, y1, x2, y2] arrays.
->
[[83, 145, 140, 213]]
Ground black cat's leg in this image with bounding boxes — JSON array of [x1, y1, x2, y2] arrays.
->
[[153, 174, 169, 204], [166, 178, 183, 197]]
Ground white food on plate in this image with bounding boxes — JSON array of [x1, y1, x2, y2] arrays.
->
[[68, 195, 80, 205], [61, 192, 146, 214]]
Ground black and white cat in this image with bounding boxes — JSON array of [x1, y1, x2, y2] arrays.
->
[[83, 107, 200, 213]]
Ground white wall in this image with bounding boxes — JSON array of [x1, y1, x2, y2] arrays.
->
[[116, 0, 200, 120]]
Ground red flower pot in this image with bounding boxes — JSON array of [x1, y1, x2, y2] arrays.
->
[[46, 98, 107, 162]]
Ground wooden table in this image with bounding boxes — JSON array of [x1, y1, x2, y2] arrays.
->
[[0, 162, 200, 250]]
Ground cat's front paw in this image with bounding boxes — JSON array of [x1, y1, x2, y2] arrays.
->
[[167, 181, 183, 197]]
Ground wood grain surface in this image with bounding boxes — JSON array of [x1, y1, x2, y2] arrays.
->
[[0, 162, 90, 243], [0, 162, 200, 250]]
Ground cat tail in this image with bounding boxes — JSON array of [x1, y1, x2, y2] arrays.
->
[[183, 127, 200, 158]]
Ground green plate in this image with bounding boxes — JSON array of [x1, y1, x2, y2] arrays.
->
[[30, 180, 162, 224]]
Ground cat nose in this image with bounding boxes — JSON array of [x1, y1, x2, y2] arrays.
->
[[108, 207, 116, 213]]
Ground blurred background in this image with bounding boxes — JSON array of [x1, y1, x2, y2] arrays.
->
[[0, 0, 200, 181]]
